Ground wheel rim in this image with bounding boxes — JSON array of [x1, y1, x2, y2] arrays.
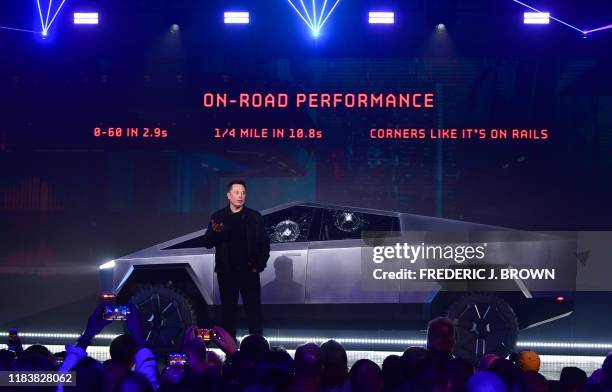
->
[[454, 302, 512, 358], [135, 292, 185, 348]]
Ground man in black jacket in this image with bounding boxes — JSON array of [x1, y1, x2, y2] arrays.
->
[[201, 179, 270, 338]]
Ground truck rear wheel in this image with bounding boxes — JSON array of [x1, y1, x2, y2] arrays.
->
[[447, 294, 518, 365]]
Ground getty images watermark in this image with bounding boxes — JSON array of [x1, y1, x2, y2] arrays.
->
[[359, 231, 578, 292], [371, 242, 555, 281]]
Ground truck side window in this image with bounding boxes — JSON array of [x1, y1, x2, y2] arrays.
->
[[263, 206, 315, 243], [319, 209, 399, 241]]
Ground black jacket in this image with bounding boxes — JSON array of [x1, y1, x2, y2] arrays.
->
[[201, 204, 271, 274]]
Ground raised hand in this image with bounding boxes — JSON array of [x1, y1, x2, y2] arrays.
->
[[182, 325, 199, 347], [77, 302, 111, 348], [125, 303, 146, 349], [211, 219, 224, 232], [212, 325, 238, 355]]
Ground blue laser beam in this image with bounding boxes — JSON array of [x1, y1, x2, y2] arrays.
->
[[298, 0, 315, 29], [318, 0, 328, 27], [583, 24, 612, 35], [286, 0, 341, 37], [34, 0, 68, 36], [512, 0, 612, 36], [287, 0, 314, 30], [512, 0, 584, 34], [0, 25, 40, 34], [318, 0, 340, 32], [45, 0, 53, 29], [46, 0, 67, 31], [35, 0, 46, 32]]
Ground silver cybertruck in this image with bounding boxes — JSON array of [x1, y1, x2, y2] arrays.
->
[[99, 202, 574, 363]]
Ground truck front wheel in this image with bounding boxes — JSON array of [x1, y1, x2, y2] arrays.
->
[[129, 284, 197, 355]]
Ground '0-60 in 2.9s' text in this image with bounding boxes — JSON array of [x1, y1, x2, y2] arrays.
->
[[93, 127, 169, 138]]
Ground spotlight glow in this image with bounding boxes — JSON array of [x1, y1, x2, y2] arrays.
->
[[524, 12, 550, 24], [74, 12, 99, 25], [369, 12, 394, 24], [224, 11, 250, 24]]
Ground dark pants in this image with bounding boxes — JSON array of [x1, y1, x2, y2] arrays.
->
[[217, 269, 263, 338]]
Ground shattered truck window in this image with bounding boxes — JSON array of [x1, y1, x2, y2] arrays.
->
[[264, 206, 315, 243]]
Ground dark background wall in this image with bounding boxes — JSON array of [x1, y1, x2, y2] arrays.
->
[[0, 0, 611, 335]]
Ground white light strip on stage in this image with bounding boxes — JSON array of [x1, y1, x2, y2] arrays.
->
[[262, 337, 612, 349], [260, 336, 427, 345], [3, 332, 612, 350], [517, 341, 612, 349], [0, 344, 110, 361], [0, 332, 119, 339]]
